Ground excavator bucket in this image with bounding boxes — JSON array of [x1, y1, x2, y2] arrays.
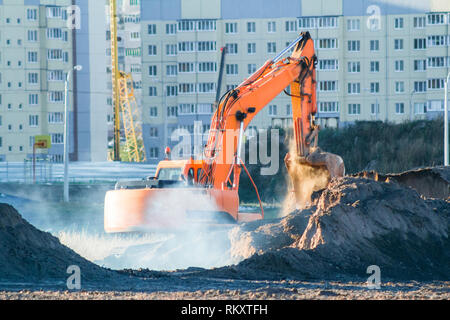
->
[[285, 148, 345, 208]]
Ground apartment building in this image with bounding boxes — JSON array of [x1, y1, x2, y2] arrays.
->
[[0, 0, 108, 162], [140, 0, 450, 163]]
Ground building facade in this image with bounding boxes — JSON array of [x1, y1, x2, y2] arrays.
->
[[0, 0, 108, 162], [140, 0, 450, 163]]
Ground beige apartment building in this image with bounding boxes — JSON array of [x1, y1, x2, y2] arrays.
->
[[0, 0, 108, 162], [140, 0, 450, 163]]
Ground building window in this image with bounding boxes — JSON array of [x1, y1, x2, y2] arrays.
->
[[394, 60, 404, 72], [347, 82, 361, 94], [148, 65, 157, 76], [149, 87, 157, 96], [47, 49, 63, 60], [319, 102, 339, 113], [27, 9, 37, 20], [225, 43, 238, 54], [428, 56, 450, 68], [51, 133, 64, 144], [370, 82, 380, 93], [394, 17, 404, 29], [395, 81, 405, 93], [29, 115, 39, 127], [166, 65, 177, 76], [48, 112, 64, 124], [178, 83, 196, 94], [226, 64, 238, 75], [268, 105, 277, 116], [148, 24, 156, 34], [267, 21, 276, 33], [178, 20, 195, 32], [167, 106, 178, 117], [28, 52, 39, 64], [198, 62, 217, 73], [178, 62, 195, 73], [414, 102, 427, 114], [319, 80, 337, 92], [347, 40, 360, 52], [347, 19, 360, 31], [149, 106, 158, 117], [318, 38, 338, 49], [371, 103, 380, 115], [370, 40, 379, 51], [413, 16, 425, 28], [149, 147, 159, 158], [225, 22, 238, 34], [48, 91, 64, 103], [247, 22, 255, 33], [166, 44, 177, 56], [285, 20, 297, 32], [370, 61, 380, 72], [148, 45, 157, 55], [197, 41, 216, 52], [347, 61, 360, 73], [47, 28, 62, 39], [198, 83, 216, 93], [427, 13, 447, 25], [197, 20, 216, 31], [318, 59, 338, 71], [414, 38, 426, 50], [166, 23, 176, 34], [149, 127, 158, 137], [28, 73, 38, 84], [27, 30, 38, 41], [48, 70, 64, 81], [427, 78, 445, 90], [427, 35, 449, 47], [248, 63, 256, 74], [394, 39, 404, 50], [247, 42, 256, 54], [414, 81, 427, 93], [267, 42, 276, 53], [395, 103, 405, 114], [178, 41, 195, 52], [29, 94, 39, 105], [348, 104, 361, 115], [414, 59, 426, 71], [166, 85, 177, 97]]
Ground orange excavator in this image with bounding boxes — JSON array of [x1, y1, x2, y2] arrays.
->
[[104, 32, 344, 233]]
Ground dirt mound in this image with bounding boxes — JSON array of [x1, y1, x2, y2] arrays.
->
[[208, 176, 449, 281], [0, 203, 115, 283], [352, 166, 450, 199]]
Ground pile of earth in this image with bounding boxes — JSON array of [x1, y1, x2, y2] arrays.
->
[[199, 174, 449, 281], [0, 203, 116, 284]]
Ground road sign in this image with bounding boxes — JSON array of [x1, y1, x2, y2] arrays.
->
[[34, 135, 51, 149]]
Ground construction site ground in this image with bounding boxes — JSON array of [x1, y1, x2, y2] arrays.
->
[[0, 167, 449, 300]]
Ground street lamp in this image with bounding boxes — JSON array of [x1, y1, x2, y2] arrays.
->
[[445, 72, 450, 166], [64, 65, 82, 202]]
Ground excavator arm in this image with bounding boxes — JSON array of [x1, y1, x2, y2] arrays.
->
[[200, 32, 344, 197]]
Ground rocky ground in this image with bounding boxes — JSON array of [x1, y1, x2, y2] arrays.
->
[[0, 167, 448, 300]]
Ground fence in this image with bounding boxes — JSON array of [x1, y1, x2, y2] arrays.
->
[[0, 161, 157, 184]]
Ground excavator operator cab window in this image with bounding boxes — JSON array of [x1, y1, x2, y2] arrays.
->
[[157, 167, 183, 181]]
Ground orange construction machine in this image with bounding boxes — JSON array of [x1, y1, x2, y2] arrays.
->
[[104, 32, 344, 233]]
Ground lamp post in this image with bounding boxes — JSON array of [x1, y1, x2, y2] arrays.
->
[[445, 72, 450, 166], [64, 65, 82, 202]]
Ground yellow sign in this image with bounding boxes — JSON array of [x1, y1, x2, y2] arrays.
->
[[34, 135, 51, 149]]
